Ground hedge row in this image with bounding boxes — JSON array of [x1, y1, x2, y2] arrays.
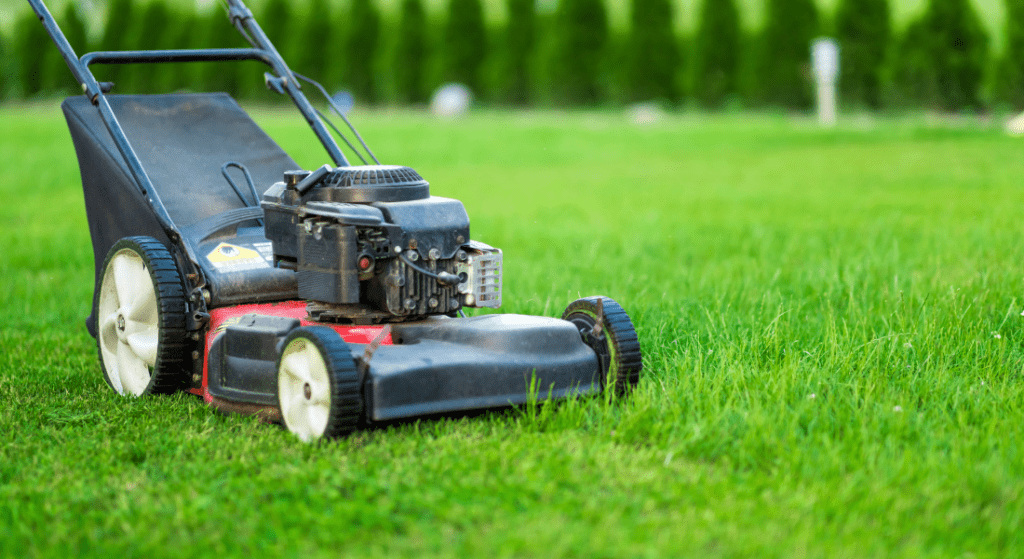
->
[[1, 0, 1020, 111]]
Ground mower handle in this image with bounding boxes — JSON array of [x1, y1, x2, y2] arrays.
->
[[80, 48, 275, 68], [27, 0, 362, 317], [27, 0, 352, 169]]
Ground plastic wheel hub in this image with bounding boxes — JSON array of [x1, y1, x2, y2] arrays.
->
[[98, 249, 162, 396], [276, 327, 362, 442], [278, 338, 333, 442]]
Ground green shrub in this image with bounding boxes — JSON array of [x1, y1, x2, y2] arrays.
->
[[756, 0, 818, 109], [891, 17, 936, 108], [165, 6, 199, 93], [260, 0, 293, 60], [691, 0, 741, 108], [525, 10, 557, 105], [835, 0, 890, 108], [131, 0, 172, 94], [296, 0, 333, 86], [994, 0, 1024, 110], [893, 0, 988, 110], [929, 0, 989, 110], [44, 2, 88, 96], [98, 0, 134, 87], [395, 0, 429, 104], [346, 0, 381, 103], [18, 9, 51, 97], [198, 7, 244, 97], [0, 28, 9, 101], [504, 0, 536, 105], [624, 0, 678, 102], [552, 0, 608, 105], [444, 0, 487, 95]]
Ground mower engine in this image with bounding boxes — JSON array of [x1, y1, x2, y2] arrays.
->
[[262, 165, 502, 323]]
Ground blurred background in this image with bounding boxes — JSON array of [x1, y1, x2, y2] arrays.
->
[[0, 0, 1019, 115]]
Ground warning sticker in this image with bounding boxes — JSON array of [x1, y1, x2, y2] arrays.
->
[[252, 241, 275, 262], [206, 243, 271, 272]]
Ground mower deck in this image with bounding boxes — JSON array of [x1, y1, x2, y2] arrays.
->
[[199, 302, 600, 422]]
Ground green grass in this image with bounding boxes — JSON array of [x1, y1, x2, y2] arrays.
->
[[3, 102, 1024, 557]]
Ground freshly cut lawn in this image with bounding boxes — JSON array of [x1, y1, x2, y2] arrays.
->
[[2, 101, 1024, 558]]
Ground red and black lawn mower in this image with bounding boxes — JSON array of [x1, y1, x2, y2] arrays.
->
[[29, 0, 643, 441]]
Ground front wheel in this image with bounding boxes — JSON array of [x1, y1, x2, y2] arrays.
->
[[276, 327, 362, 442], [96, 236, 188, 396], [562, 296, 643, 395]]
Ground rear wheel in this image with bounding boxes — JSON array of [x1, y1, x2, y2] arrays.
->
[[562, 296, 643, 395], [276, 327, 362, 442], [96, 237, 188, 396]]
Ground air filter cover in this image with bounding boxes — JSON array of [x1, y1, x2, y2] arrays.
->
[[322, 165, 430, 203]]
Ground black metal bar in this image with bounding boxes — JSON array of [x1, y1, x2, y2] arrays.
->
[[224, 0, 350, 167], [82, 48, 274, 67]]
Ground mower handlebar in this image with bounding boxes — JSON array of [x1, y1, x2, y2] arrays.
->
[[80, 48, 275, 68]]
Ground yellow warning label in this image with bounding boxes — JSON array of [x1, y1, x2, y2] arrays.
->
[[206, 243, 270, 272], [207, 243, 260, 262]]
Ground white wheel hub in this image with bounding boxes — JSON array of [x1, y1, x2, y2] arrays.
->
[[98, 249, 160, 396], [278, 338, 332, 442]]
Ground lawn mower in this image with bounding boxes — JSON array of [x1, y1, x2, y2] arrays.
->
[[29, 0, 643, 441]]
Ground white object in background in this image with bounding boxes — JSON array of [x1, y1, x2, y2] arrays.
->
[[626, 102, 665, 125], [1006, 112, 1024, 136], [331, 90, 354, 115], [430, 84, 473, 118], [812, 37, 840, 127]]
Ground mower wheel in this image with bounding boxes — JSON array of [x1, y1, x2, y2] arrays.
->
[[562, 296, 643, 395], [276, 327, 362, 442], [96, 237, 188, 396]]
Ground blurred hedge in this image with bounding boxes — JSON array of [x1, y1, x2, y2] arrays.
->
[[996, 0, 1024, 109], [624, 0, 678, 102], [755, 0, 819, 109], [17, 8, 50, 97], [835, 0, 890, 109], [444, 0, 487, 95], [691, 0, 741, 108], [46, 3, 87, 96], [394, 0, 429, 104], [5, 0, 1020, 113], [96, 0, 132, 87], [346, 0, 382, 103], [0, 29, 8, 100], [504, 0, 535, 105], [552, 0, 608, 104], [893, 0, 989, 110], [928, 0, 990, 110]]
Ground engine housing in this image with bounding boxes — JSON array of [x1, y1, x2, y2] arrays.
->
[[261, 165, 501, 323]]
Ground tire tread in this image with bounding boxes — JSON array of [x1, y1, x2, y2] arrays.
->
[[96, 236, 190, 395], [562, 296, 643, 394]]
